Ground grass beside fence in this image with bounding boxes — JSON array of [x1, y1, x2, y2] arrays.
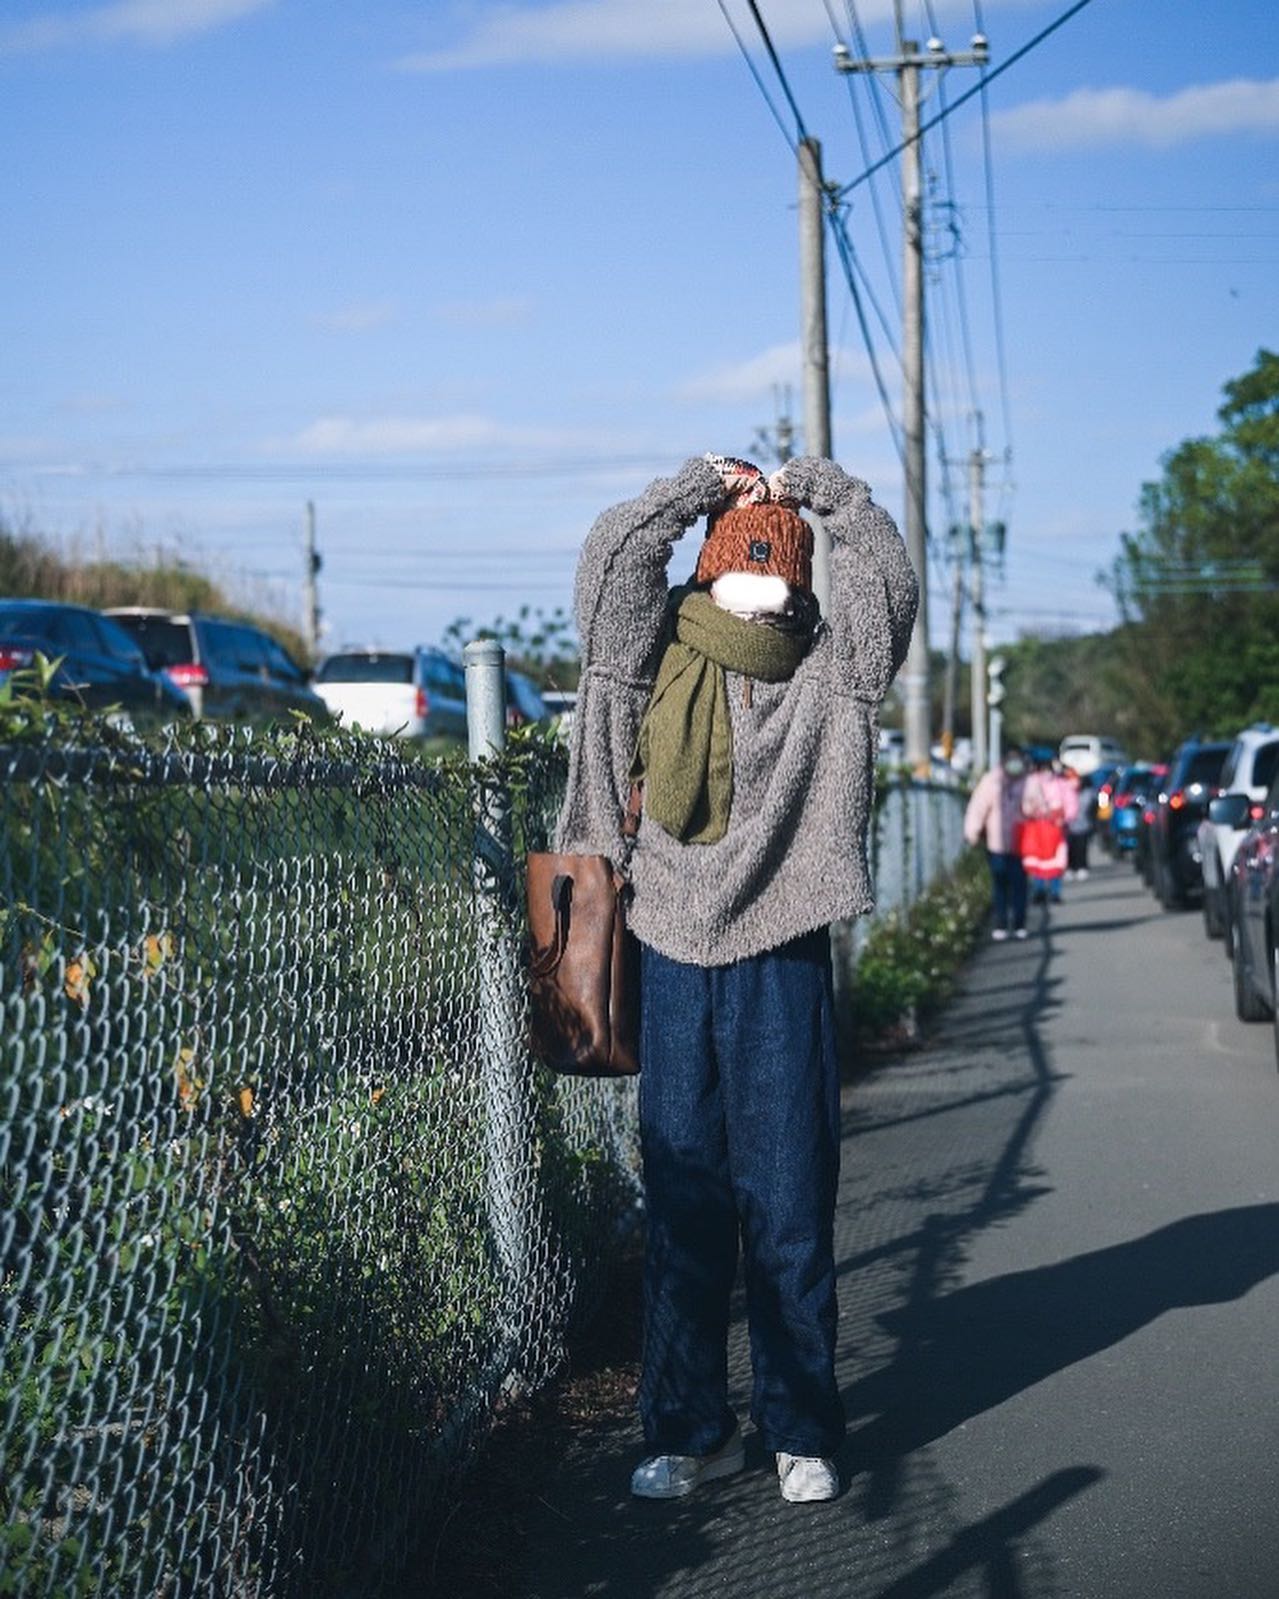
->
[[852, 846, 991, 1044]]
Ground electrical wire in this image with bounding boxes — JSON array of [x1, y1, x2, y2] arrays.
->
[[823, 0, 901, 312], [28, 456, 677, 484], [742, 0, 810, 141], [714, 3, 908, 469], [826, 205, 906, 463], [837, 0, 1100, 198], [973, 0, 1015, 465], [713, 0, 796, 151]]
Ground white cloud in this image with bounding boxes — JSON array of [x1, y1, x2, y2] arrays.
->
[[992, 76, 1279, 150], [0, 434, 58, 465], [431, 296, 535, 329], [0, 0, 274, 53], [394, 0, 986, 72], [677, 341, 871, 405], [313, 300, 399, 335], [286, 414, 614, 457]]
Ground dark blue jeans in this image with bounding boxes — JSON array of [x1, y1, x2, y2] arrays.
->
[[637, 929, 845, 1459], [988, 850, 1028, 931]]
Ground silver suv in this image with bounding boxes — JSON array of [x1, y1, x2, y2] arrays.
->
[[1198, 723, 1279, 944]]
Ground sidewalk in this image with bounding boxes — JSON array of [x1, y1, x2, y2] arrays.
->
[[507, 861, 1279, 1598]]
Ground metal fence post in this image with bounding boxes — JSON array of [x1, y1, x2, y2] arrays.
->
[[464, 640, 538, 1377]]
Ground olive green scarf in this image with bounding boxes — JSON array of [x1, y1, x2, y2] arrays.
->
[[632, 587, 809, 844]]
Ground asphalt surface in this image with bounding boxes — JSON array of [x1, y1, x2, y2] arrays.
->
[[512, 858, 1279, 1599]]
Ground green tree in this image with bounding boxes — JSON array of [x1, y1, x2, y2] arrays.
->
[[442, 604, 580, 690], [1105, 347, 1279, 749], [0, 514, 311, 665]]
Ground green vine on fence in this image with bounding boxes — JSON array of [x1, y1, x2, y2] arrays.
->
[[852, 846, 991, 1044]]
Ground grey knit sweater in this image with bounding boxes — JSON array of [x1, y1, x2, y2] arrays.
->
[[554, 455, 919, 966]]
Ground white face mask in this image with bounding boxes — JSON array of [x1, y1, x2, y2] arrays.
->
[[1004, 757, 1025, 777], [710, 572, 793, 620]]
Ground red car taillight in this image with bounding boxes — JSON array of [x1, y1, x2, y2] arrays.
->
[[415, 687, 430, 719], [1168, 791, 1186, 811], [1142, 807, 1156, 824], [1249, 803, 1266, 822], [0, 646, 35, 671], [166, 663, 209, 688]]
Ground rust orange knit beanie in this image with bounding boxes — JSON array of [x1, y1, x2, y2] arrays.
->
[[695, 501, 814, 594]]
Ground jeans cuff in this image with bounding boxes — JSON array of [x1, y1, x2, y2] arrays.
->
[[759, 1428, 845, 1458]]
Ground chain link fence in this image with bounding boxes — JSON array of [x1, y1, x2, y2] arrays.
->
[[0, 724, 637, 1599], [0, 705, 966, 1599]]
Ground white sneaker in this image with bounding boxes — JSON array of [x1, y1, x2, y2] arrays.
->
[[1078, 868, 1089, 880], [991, 928, 1009, 942], [631, 1424, 745, 1499], [1014, 927, 1029, 940], [777, 1452, 839, 1503]]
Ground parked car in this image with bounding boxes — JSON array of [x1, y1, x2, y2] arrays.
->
[[108, 608, 325, 724], [1092, 765, 1120, 837], [1217, 773, 1279, 1036], [0, 598, 190, 725], [1107, 763, 1165, 856], [1147, 738, 1231, 909], [312, 647, 468, 740], [1197, 725, 1279, 943], [506, 670, 549, 729], [1058, 733, 1129, 778], [541, 688, 578, 734]]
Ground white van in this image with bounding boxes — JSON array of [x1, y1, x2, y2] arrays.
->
[[1058, 734, 1128, 777]]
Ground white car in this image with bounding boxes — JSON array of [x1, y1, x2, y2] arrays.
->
[[1198, 723, 1279, 943], [311, 647, 468, 740], [1058, 733, 1128, 777]]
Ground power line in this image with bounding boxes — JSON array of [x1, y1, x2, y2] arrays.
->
[[823, 0, 901, 310], [837, 0, 1100, 199], [974, 0, 1014, 463], [326, 575, 570, 593], [742, 0, 811, 141], [20, 456, 677, 484], [714, 0, 796, 150], [827, 205, 906, 462]]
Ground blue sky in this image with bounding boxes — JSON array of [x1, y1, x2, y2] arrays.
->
[[2, 0, 1277, 657]]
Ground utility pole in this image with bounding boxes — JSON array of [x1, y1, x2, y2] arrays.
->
[[835, 27, 989, 774], [751, 384, 796, 469], [799, 136, 833, 619], [303, 500, 322, 658], [941, 521, 966, 760], [968, 422, 989, 774]]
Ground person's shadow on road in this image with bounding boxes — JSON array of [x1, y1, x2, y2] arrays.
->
[[844, 1203, 1279, 1496]]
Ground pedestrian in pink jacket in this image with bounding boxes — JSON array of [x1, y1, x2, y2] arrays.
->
[[964, 744, 1028, 939], [1020, 757, 1076, 903]]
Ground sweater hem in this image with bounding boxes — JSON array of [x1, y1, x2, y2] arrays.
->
[[629, 890, 875, 968]]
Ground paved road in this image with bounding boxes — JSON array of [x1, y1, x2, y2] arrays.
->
[[513, 859, 1279, 1599]]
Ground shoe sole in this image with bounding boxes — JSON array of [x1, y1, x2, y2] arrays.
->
[[631, 1445, 746, 1500], [780, 1479, 839, 1503]]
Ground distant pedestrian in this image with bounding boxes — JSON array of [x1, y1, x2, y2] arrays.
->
[[1064, 767, 1092, 879], [964, 743, 1030, 940], [1020, 754, 1076, 903]]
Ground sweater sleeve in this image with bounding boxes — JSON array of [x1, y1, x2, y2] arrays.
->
[[776, 456, 919, 700], [574, 457, 724, 678]]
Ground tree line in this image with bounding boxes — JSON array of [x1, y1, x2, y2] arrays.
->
[[0, 514, 311, 665], [1000, 348, 1279, 758]]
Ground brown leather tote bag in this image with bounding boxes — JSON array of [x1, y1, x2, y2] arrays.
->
[[526, 787, 641, 1076]]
